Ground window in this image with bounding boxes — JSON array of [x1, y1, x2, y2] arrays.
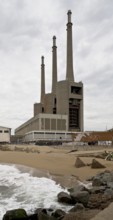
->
[[53, 108, 56, 114], [4, 130, 9, 133], [71, 86, 81, 94], [54, 98, 56, 104], [0, 130, 2, 133], [42, 107, 44, 113]]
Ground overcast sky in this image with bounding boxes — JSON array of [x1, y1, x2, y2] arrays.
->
[[0, 0, 113, 134]]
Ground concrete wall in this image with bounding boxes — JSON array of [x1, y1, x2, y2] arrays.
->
[[44, 93, 56, 114], [0, 127, 11, 143], [34, 103, 43, 116], [56, 80, 83, 131], [56, 80, 69, 115], [15, 116, 40, 136], [15, 114, 68, 136]]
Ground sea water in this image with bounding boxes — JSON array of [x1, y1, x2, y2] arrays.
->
[[0, 164, 71, 218]]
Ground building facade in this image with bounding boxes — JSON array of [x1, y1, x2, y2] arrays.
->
[[15, 10, 84, 138], [0, 126, 11, 143]]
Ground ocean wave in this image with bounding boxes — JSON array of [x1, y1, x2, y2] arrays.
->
[[0, 164, 71, 218]]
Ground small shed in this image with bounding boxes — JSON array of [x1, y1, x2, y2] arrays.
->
[[0, 126, 11, 143]]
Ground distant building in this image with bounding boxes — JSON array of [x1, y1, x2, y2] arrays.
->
[[0, 126, 11, 143], [73, 131, 113, 146], [15, 10, 84, 142]]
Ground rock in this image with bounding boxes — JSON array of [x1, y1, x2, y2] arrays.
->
[[92, 171, 113, 186], [87, 193, 112, 209], [91, 159, 106, 169], [28, 214, 38, 220], [57, 192, 73, 204], [92, 176, 104, 186], [52, 209, 65, 219], [38, 210, 56, 220], [62, 209, 100, 220], [89, 186, 106, 194], [68, 184, 87, 193], [69, 203, 85, 212], [70, 191, 89, 207], [3, 209, 28, 220], [107, 182, 113, 189], [104, 188, 113, 197], [101, 171, 113, 184], [75, 157, 86, 168]]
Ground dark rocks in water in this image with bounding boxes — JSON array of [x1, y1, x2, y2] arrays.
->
[[38, 210, 56, 220], [70, 191, 90, 207], [69, 203, 85, 212], [35, 208, 44, 214], [52, 209, 65, 219], [35, 209, 55, 220], [3, 209, 28, 220], [68, 184, 88, 194], [91, 159, 106, 169], [57, 192, 73, 204], [28, 214, 38, 220], [75, 157, 86, 168], [3, 170, 113, 220]]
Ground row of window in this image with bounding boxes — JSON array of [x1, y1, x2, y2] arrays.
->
[[0, 130, 9, 133]]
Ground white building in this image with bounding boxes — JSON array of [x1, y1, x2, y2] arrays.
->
[[0, 126, 11, 143]]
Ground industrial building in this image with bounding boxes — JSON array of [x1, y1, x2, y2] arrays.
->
[[0, 126, 11, 143], [15, 10, 84, 143]]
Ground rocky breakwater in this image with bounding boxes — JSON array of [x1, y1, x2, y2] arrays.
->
[[2, 170, 113, 220]]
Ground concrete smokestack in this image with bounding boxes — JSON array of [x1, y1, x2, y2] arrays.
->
[[66, 10, 74, 82], [40, 56, 45, 103], [52, 36, 57, 94]]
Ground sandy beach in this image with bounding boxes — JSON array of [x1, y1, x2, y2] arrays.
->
[[0, 144, 113, 187]]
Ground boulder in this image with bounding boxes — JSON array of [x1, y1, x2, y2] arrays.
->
[[104, 188, 113, 197], [91, 159, 106, 169], [70, 191, 89, 207], [3, 209, 28, 220], [69, 203, 85, 212], [57, 192, 73, 204], [52, 209, 65, 219], [101, 171, 113, 184], [92, 176, 104, 186], [28, 214, 38, 220], [92, 171, 113, 186], [75, 157, 86, 168], [89, 186, 106, 194], [68, 184, 88, 193], [38, 210, 56, 220]]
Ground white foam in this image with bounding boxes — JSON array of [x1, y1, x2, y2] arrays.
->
[[78, 180, 92, 189], [0, 164, 71, 218]]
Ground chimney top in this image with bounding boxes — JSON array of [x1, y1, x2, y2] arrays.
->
[[41, 56, 44, 65], [53, 36, 56, 47], [67, 10, 72, 23]]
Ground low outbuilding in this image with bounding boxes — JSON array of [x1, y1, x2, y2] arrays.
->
[[0, 126, 11, 143]]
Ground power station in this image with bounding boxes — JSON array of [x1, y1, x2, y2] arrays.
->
[[15, 10, 84, 142]]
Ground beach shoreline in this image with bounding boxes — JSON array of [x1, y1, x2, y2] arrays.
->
[[0, 144, 113, 187]]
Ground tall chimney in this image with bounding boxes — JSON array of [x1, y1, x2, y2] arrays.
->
[[40, 56, 45, 103], [52, 36, 57, 94], [66, 10, 74, 82]]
